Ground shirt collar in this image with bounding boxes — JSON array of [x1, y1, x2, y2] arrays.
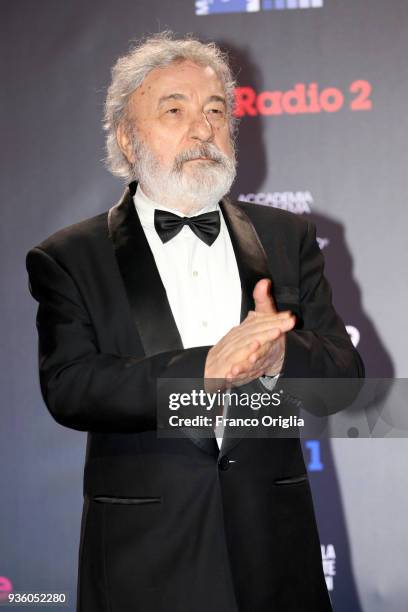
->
[[133, 183, 220, 230]]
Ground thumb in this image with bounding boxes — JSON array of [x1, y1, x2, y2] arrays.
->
[[253, 278, 277, 314]]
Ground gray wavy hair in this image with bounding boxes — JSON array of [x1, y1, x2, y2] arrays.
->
[[103, 31, 237, 181]]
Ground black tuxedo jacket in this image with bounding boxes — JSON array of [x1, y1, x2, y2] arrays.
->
[[26, 182, 364, 612]]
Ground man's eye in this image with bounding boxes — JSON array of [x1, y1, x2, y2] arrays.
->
[[167, 108, 180, 114], [207, 108, 225, 117]]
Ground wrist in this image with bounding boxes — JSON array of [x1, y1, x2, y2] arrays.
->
[[264, 345, 285, 377]]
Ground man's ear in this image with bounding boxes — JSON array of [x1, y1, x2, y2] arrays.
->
[[116, 122, 136, 164]]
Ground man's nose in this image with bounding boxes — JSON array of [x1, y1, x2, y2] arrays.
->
[[189, 112, 214, 142]]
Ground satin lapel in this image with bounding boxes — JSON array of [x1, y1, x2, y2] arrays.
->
[[220, 197, 272, 322], [108, 183, 218, 458], [108, 183, 183, 355], [219, 198, 273, 457]]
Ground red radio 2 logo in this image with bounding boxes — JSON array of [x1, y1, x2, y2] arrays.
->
[[234, 80, 372, 116]]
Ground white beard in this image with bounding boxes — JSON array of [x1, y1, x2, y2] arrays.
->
[[131, 139, 237, 214]]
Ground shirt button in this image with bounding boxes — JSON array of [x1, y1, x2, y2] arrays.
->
[[192, 270, 199, 278]]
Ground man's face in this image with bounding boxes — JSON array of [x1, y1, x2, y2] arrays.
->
[[117, 60, 236, 213]]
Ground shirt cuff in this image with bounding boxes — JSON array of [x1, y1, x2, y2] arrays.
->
[[258, 373, 280, 391]]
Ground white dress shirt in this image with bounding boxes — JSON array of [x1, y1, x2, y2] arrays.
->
[[134, 184, 277, 447], [134, 184, 242, 348]]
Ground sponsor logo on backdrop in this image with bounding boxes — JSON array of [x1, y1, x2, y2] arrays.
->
[[196, 0, 323, 16], [0, 577, 13, 603], [239, 191, 329, 248], [239, 191, 312, 214], [346, 325, 360, 348], [321, 545, 336, 591], [235, 81, 373, 116], [305, 440, 324, 471]]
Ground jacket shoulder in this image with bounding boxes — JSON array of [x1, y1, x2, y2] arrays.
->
[[234, 199, 311, 236], [27, 211, 109, 260]]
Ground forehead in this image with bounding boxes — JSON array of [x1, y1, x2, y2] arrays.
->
[[135, 60, 225, 101]]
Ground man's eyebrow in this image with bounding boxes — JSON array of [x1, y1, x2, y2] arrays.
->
[[205, 95, 226, 107], [157, 93, 187, 107], [157, 93, 227, 107]]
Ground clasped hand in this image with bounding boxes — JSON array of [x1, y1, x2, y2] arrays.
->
[[204, 279, 296, 389]]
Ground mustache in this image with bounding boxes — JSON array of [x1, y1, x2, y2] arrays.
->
[[173, 144, 230, 173]]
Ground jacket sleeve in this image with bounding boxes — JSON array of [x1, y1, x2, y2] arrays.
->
[[281, 220, 364, 379], [277, 220, 365, 416], [26, 246, 211, 433]]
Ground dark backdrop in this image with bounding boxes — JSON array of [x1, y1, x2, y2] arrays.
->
[[1, 1, 407, 610]]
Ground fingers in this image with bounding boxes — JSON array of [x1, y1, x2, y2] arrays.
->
[[253, 278, 278, 315], [242, 315, 296, 341], [248, 339, 275, 364], [241, 311, 294, 339], [228, 328, 288, 381], [227, 331, 280, 371], [229, 337, 284, 378], [241, 313, 295, 338], [205, 305, 295, 382], [225, 364, 268, 387], [224, 315, 295, 372], [244, 309, 292, 323]]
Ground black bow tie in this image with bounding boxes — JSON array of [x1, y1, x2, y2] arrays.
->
[[154, 209, 221, 246]]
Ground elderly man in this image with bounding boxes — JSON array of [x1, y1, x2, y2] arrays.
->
[[26, 33, 364, 612]]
